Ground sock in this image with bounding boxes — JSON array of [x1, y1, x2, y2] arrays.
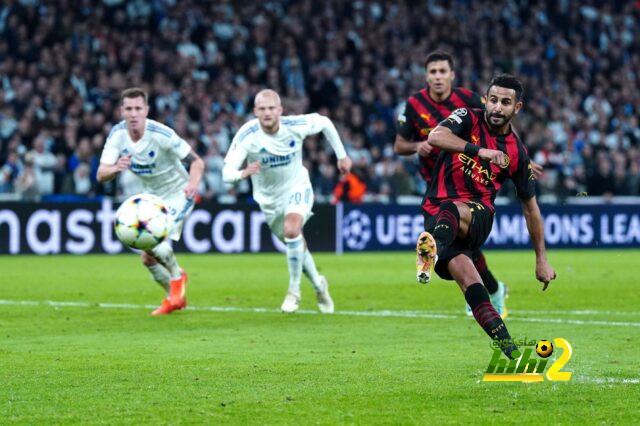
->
[[303, 249, 322, 291], [465, 283, 520, 359], [285, 235, 304, 296], [474, 251, 499, 294], [151, 241, 182, 279], [432, 201, 460, 253], [148, 263, 170, 292]]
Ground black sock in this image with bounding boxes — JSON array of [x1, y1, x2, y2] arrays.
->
[[474, 251, 499, 294], [465, 283, 520, 359], [432, 201, 460, 253]]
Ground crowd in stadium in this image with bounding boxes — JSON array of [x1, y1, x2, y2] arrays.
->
[[1, 0, 639, 203]]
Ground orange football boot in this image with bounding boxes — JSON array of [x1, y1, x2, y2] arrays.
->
[[151, 297, 185, 315], [168, 269, 188, 308]]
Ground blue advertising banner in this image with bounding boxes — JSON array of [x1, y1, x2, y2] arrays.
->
[[338, 203, 640, 252]]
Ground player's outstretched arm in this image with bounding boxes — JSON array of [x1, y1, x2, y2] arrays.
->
[[337, 156, 352, 175], [96, 155, 131, 183], [182, 150, 205, 199], [521, 196, 556, 290]]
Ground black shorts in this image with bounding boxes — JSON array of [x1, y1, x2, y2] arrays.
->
[[423, 201, 494, 281]]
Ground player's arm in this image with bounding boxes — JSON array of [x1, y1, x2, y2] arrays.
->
[[97, 129, 130, 183], [520, 196, 556, 290], [309, 114, 352, 174], [181, 150, 205, 199], [393, 101, 432, 156], [428, 109, 506, 166], [222, 140, 260, 183], [97, 157, 131, 182]]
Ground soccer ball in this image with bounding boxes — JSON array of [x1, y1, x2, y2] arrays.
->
[[115, 194, 170, 250], [536, 340, 554, 358]]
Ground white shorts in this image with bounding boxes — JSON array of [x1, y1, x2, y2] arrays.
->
[[162, 193, 195, 241], [260, 183, 314, 241]]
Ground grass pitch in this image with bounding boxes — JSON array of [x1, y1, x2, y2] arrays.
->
[[1, 250, 639, 424]]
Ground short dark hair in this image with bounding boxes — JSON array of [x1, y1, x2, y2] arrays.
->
[[424, 50, 454, 70], [120, 87, 148, 105], [487, 74, 524, 101]]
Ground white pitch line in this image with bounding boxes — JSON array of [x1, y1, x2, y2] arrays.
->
[[1, 299, 639, 327], [576, 377, 640, 385]]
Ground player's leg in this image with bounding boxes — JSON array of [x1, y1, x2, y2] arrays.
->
[[141, 251, 170, 292], [301, 245, 334, 313], [417, 201, 471, 283], [147, 243, 187, 315], [473, 250, 508, 319], [448, 255, 520, 360], [149, 195, 193, 314], [282, 212, 305, 313]]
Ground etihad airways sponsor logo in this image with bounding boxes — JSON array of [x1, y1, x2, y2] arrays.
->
[[458, 153, 497, 185]]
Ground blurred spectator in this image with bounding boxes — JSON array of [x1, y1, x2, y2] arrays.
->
[[0, 150, 20, 193], [15, 153, 37, 200], [29, 134, 57, 196], [72, 162, 93, 195], [333, 170, 367, 204]]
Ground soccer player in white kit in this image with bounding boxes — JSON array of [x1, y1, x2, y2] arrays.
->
[[223, 89, 352, 313], [97, 88, 205, 315]]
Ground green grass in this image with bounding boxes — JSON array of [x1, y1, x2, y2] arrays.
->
[[1, 250, 639, 424]]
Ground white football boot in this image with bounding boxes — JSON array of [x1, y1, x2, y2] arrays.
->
[[281, 292, 300, 313], [490, 281, 509, 319], [315, 276, 334, 314]]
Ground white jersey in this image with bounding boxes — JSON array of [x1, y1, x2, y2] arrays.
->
[[223, 113, 347, 206], [100, 119, 191, 200]]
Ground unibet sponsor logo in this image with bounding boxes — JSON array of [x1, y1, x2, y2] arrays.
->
[[483, 337, 573, 382], [458, 153, 497, 185], [130, 162, 156, 175], [261, 152, 294, 168]]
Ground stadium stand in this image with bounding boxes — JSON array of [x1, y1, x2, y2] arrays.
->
[[0, 0, 638, 203]]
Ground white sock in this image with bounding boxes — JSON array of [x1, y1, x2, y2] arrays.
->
[[303, 250, 322, 291], [285, 235, 304, 296], [151, 241, 182, 279], [148, 263, 170, 292]]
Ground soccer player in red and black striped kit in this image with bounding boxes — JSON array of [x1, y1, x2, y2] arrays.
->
[[416, 74, 556, 359], [395, 51, 514, 318]]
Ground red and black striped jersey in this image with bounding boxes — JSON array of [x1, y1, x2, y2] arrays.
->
[[396, 87, 483, 183], [422, 107, 535, 215]]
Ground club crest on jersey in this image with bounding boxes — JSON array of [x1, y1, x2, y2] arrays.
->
[[499, 155, 510, 169], [289, 140, 295, 147], [149, 150, 155, 158]]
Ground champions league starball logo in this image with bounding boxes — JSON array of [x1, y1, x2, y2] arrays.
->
[[342, 210, 372, 250]]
